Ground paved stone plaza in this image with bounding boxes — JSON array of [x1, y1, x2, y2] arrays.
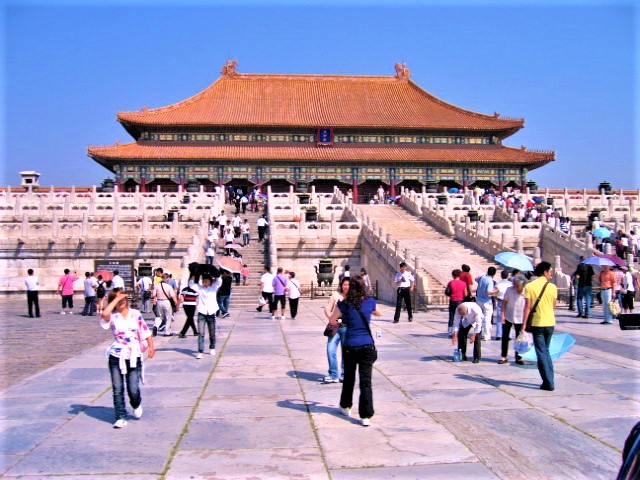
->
[[1, 297, 637, 479]]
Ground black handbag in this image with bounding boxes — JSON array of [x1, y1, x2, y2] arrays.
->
[[323, 322, 339, 337], [525, 281, 549, 333]]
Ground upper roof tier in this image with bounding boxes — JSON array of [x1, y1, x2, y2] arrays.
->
[[117, 61, 524, 136]]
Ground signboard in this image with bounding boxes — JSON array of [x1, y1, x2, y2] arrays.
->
[[94, 259, 135, 292], [317, 128, 333, 146]]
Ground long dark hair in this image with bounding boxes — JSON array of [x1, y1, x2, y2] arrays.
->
[[344, 275, 367, 310]]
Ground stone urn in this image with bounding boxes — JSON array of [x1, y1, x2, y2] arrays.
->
[[526, 180, 538, 194], [314, 259, 337, 286], [436, 194, 448, 205], [298, 194, 311, 204], [598, 181, 612, 195], [186, 180, 200, 193], [467, 210, 479, 222], [101, 178, 115, 192], [425, 181, 438, 193]]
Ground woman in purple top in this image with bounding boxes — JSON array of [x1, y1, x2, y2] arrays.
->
[[328, 276, 382, 427]]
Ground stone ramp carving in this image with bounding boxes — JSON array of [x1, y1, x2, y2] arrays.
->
[[358, 204, 501, 289]]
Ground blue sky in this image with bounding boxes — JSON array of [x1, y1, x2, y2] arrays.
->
[[1, 0, 637, 189]]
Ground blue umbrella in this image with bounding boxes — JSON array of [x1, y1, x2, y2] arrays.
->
[[520, 333, 576, 361], [593, 227, 612, 239], [448, 187, 459, 193], [494, 252, 534, 272], [581, 256, 617, 267], [532, 196, 545, 203]]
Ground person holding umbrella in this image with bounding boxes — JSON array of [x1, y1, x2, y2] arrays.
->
[[522, 262, 558, 391], [599, 264, 616, 325]]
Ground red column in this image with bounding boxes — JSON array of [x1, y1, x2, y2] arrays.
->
[[140, 177, 147, 193], [352, 179, 359, 204], [178, 177, 185, 190], [462, 180, 469, 189], [498, 180, 505, 192], [390, 179, 396, 198]]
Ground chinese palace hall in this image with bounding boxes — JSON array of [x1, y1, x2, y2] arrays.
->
[[88, 61, 554, 202]]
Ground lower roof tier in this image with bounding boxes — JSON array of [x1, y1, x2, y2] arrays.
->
[[88, 142, 554, 170]]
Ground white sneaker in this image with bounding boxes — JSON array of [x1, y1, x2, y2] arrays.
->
[[323, 376, 339, 383], [60, 311, 66, 315], [361, 418, 371, 427], [210, 349, 216, 356], [339, 407, 351, 417], [133, 406, 143, 419], [67, 311, 73, 315], [196, 353, 203, 359], [113, 418, 127, 428], [281, 315, 286, 320], [271, 315, 276, 321]]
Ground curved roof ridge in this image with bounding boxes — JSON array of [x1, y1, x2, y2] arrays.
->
[[406, 79, 524, 125]]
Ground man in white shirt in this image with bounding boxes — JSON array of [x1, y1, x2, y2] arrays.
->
[[494, 270, 513, 341], [257, 215, 268, 243], [137, 274, 153, 313], [189, 273, 222, 359], [257, 265, 275, 314], [452, 302, 484, 363], [81, 271, 99, 316], [393, 262, 415, 323], [216, 211, 227, 237], [111, 270, 125, 291], [24, 268, 40, 318]]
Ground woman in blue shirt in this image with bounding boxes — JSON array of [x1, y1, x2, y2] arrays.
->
[[328, 276, 382, 426]]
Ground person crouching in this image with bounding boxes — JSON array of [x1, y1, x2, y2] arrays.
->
[[452, 302, 484, 363]]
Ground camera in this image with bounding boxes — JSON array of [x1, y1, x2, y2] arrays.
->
[[376, 330, 382, 338]]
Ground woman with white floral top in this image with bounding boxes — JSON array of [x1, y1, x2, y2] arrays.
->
[[101, 291, 155, 428]]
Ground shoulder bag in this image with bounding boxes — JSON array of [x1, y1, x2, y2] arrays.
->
[[525, 281, 549, 333], [160, 283, 177, 313]]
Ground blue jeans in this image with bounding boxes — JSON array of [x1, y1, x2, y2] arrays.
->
[[108, 355, 141, 421], [327, 326, 347, 379], [197, 313, 216, 353], [531, 326, 554, 389], [242, 233, 250, 245], [82, 296, 96, 316], [218, 295, 230, 315], [601, 288, 613, 323], [577, 286, 592, 317], [494, 301, 503, 338]]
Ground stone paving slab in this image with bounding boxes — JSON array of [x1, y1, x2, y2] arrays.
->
[[434, 409, 620, 480], [1, 298, 635, 479]]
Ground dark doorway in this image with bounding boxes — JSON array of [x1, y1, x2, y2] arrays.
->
[[358, 180, 389, 204], [264, 178, 293, 193], [309, 179, 350, 194], [147, 178, 179, 192], [397, 179, 423, 194], [122, 178, 139, 193]]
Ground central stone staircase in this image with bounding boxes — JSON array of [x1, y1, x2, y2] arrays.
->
[[357, 204, 500, 294], [219, 209, 270, 311]]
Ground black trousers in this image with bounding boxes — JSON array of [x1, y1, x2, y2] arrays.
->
[[340, 344, 377, 419], [180, 305, 198, 336], [289, 298, 299, 319], [458, 323, 482, 361], [27, 291, 40, 317], [501, 320, 523, 360], [448, 300, 462, 330], [257, 291, 273, 312], [394, 288, 413, 321], [258, 226, 266, 242]]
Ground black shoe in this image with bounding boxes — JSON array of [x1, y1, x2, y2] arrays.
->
[[540, 384, 555, 391], [495, 337, 501, 341], [583, 316, 589, 319], [408, 318, 413, 322], [393, 320, 399, 323], [600, 321, 612, 325], [462, 355, 468, 361], [472, 359, 480, 364], [152, 326, 158, 337], [576, 314, 583, 318], [256, 307, 262, 312], [516, 359, 525, 365], [178, 334, 186, 338]]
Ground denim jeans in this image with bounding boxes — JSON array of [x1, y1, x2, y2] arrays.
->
[[197, 313, 216, 353], [494, 301, 503, 338], [601, 288, 613, 323], [531, 326, 554, 389], [108, 354, 141, 421], [340, 344, 377, 419], [82, 296, 96, 316], [577, 286, 593, 317], [218, 295, 230, 315], [327, 326, 347, 379], [242, 233, 250, 245]]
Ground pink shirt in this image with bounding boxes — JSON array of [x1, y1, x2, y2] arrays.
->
[[58, 274, 78, 295]]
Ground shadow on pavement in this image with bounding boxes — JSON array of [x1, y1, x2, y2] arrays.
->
[[286, 370, 324, 382], [69, 404, 113, 424], [455, 373, 538, 390]]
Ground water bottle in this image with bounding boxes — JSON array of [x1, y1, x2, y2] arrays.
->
[[453, 349, 460, 362]]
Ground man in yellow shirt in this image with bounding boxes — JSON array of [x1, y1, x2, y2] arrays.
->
[[522, 261, 558, 391]]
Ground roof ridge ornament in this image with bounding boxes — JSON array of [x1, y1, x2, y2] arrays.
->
[[222, 59, 238, 77], [394, 62, 410, 79], [141, 106, 148, 112]]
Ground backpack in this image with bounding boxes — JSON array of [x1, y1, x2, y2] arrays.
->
[[96, 282, 105, 297]]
